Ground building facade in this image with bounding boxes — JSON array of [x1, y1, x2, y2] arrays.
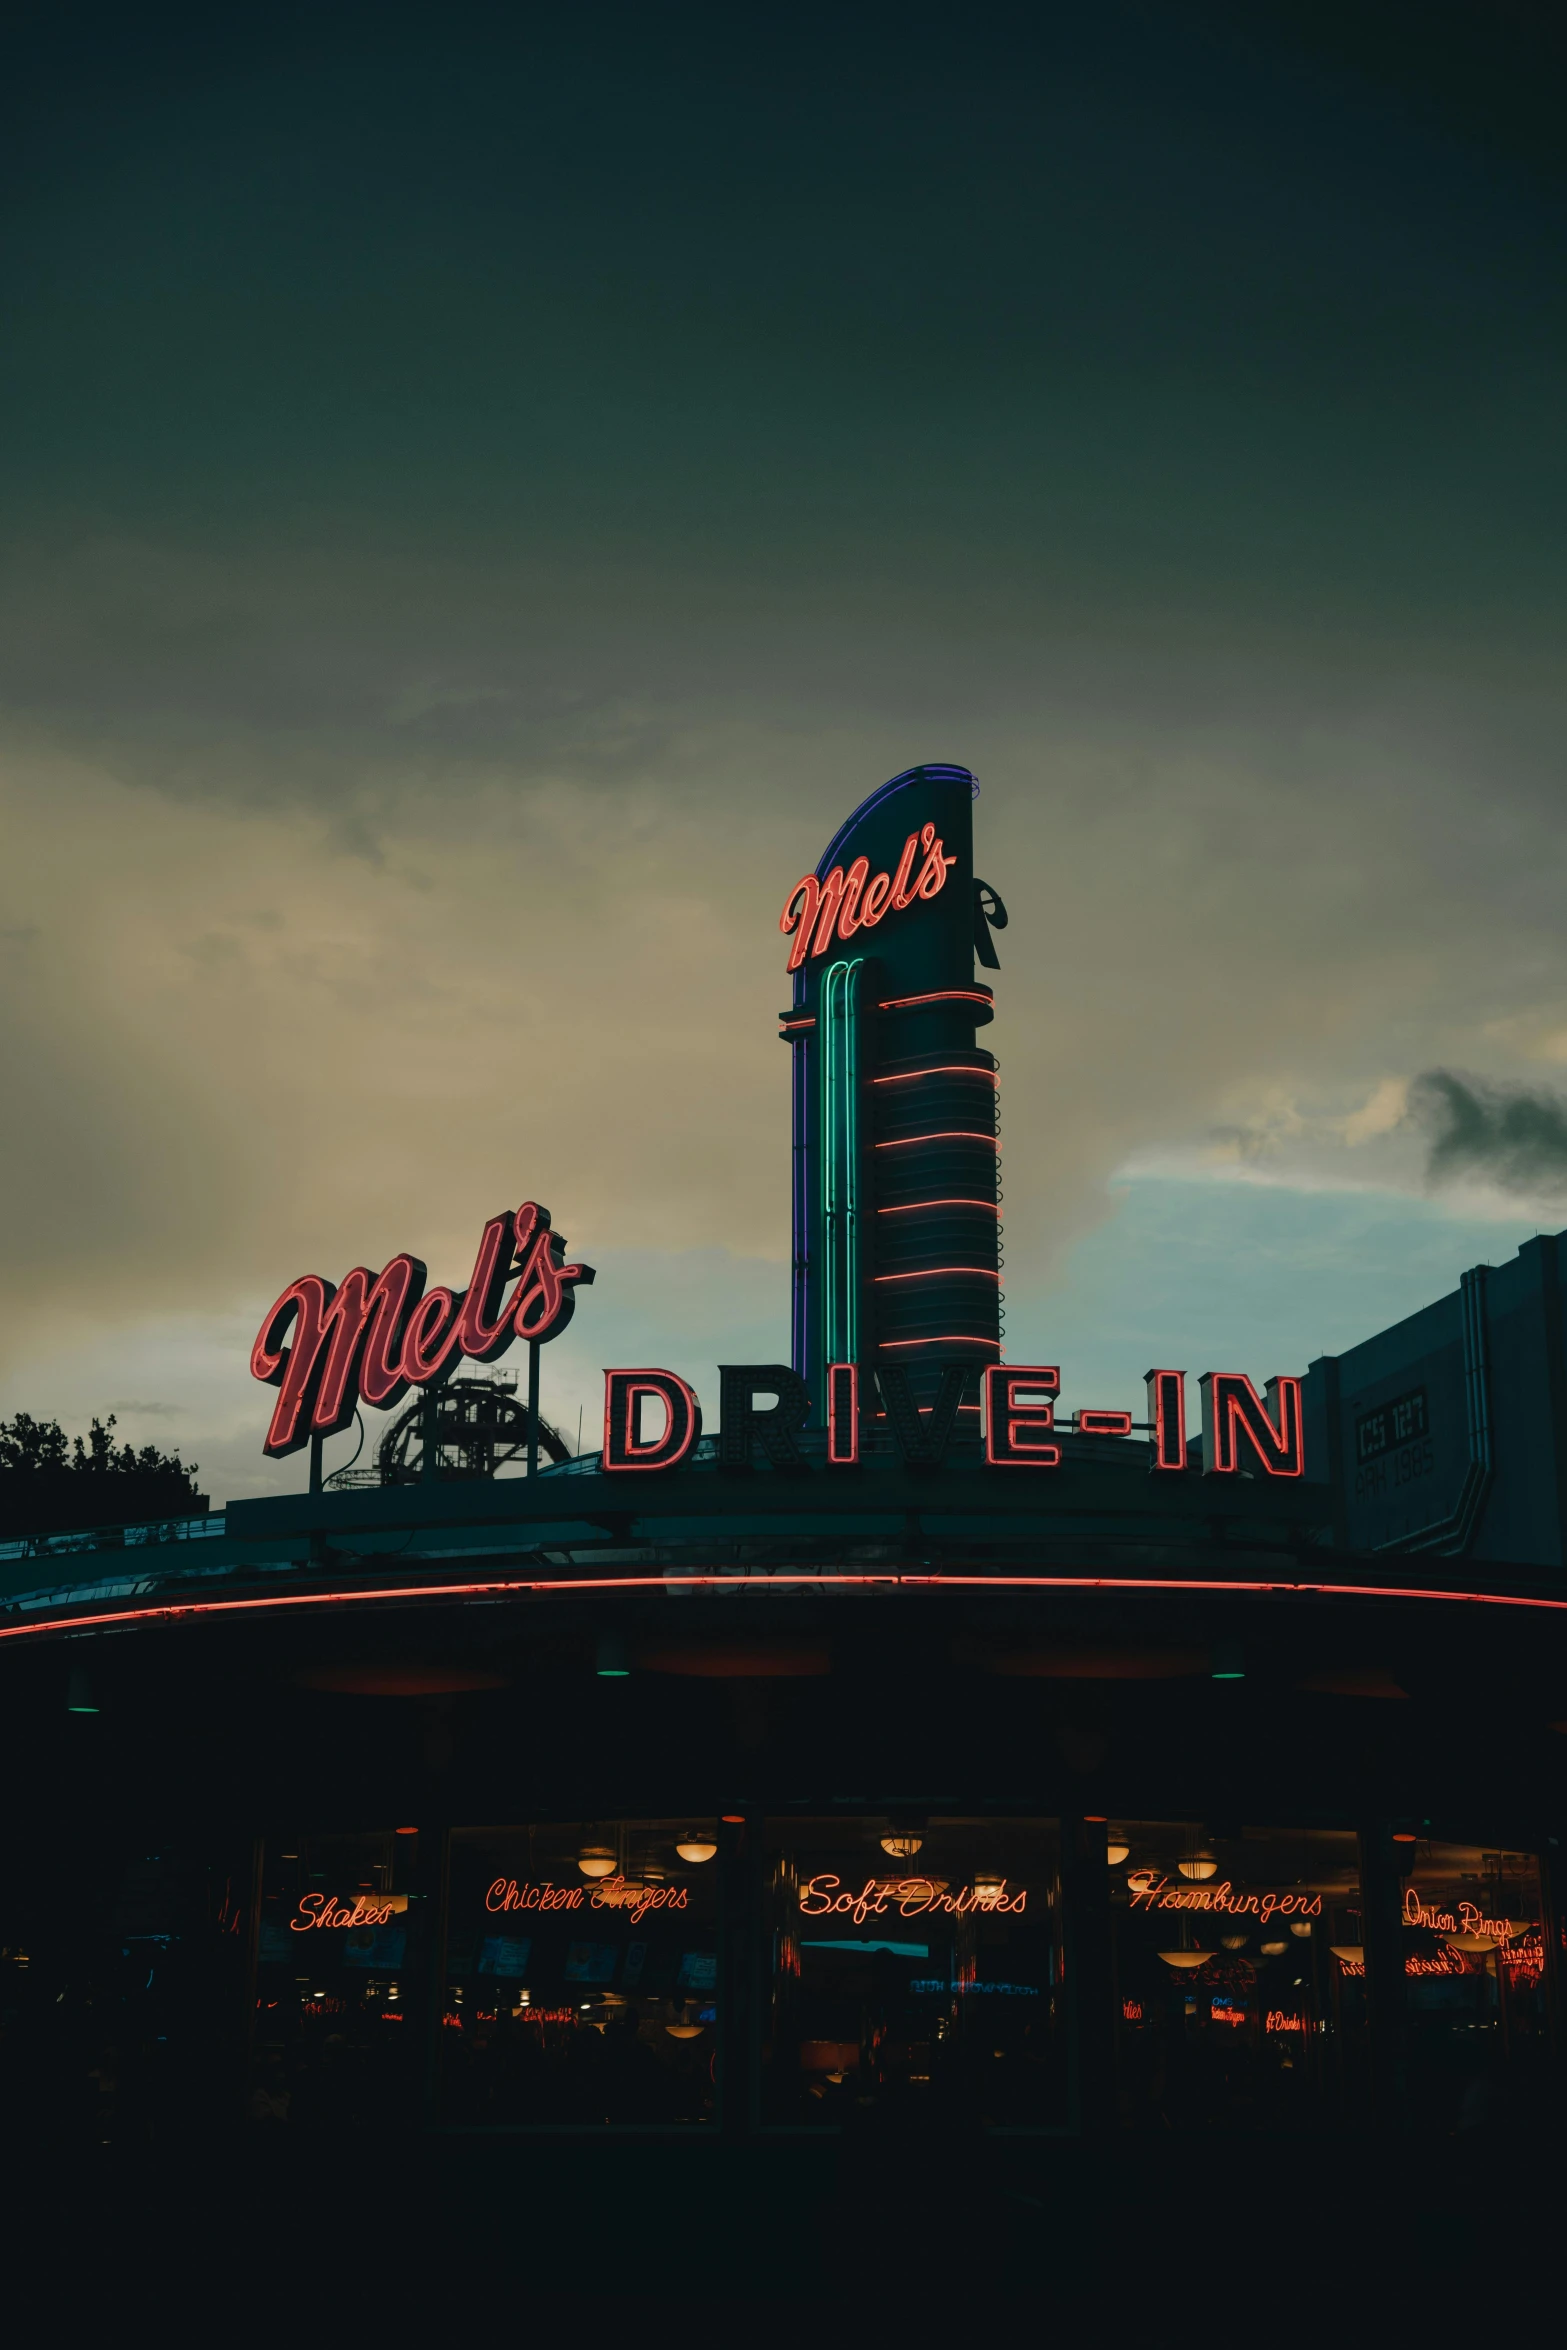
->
[[1, 767, 1563, 2180]]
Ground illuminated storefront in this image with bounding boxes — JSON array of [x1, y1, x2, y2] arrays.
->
[[1, 764, 1564, 2166]]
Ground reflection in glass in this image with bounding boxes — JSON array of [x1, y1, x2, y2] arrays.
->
[[253, 1829, 418, 2127], [763, 1816, 1064, 2128], [1397, 1839, 1546, 2132], [444, 1821, 721, 2124], [1110, 1822, 1367, 2130]]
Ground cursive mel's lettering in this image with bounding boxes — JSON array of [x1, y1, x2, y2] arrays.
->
[[798, 1874, 1027, 1922], [779, 824, 956, 972]]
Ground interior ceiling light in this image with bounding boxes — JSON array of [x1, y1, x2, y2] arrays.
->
[[1259, 1940, 1287, 1957], [665, 2021, 704, 2039], [1220, 1934, 1249, 1950], [1177, 1853, 1218, 1881], [880, 1834, 924, 1859], [576, 1847, 618, 1880], [1289, 1921, 1313, 1938], [675, 1836, 718, 1864], [1157, 1950, 1212, 1971], [1105, 1838, 1131, 1866], [973, 1870, 1005, 1896], [1330, 1945, 1365, 1965]]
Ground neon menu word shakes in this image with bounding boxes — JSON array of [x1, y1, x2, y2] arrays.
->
[[251, 1200, 594, 1458], [798, 1874, 1028, 1922], [779, 824, 956, 972], [291, 1893, 400, 1931], [1125, 1870, 1323, 1923]]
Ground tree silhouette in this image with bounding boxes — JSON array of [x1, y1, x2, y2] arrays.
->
[[0, 1412, 203, 1537]]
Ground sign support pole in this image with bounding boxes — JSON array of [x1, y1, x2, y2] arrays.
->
[[527, 1338, 541, 1477]]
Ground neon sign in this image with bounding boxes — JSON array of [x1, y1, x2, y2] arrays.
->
[[1402, 1886, 1518, 1941], [799, 1874, 1028, 1922], [486, 1877, 691, 1926], [252, 1200, 593, 1457], [597, 1363, 1307, 1478], [1125, 1871, 1322, 1923], [291, 1893, 404, 1931], [779, 825, 956, 973]]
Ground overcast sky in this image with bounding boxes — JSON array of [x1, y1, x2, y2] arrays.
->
[[3, 2, 1565, 1502]]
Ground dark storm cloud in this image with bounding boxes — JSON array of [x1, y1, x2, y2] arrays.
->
[[1411, 1072, 1567, 1196], [4, 0, 1567, 1443]]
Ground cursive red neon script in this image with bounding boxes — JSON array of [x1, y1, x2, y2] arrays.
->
[[485, 1877, 692, 1926], [1125, 1870, 1323, 1923], [1402, 1886, 1517, 1941], [798, 1874, 1027, 1921], [780, 825, 956, 972], [291, 1893, 400, 1931], [252, 1200, 594, 1457]]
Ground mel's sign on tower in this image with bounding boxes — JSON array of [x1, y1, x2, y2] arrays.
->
[[250, 764, 1304, 1484]]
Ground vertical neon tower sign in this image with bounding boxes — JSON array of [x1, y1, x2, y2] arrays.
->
[[822, 957, 863, 1370], [777, 765, 1006, 1420]]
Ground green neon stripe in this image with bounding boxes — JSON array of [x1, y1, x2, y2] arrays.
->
[[822, 958, 862, 1368]]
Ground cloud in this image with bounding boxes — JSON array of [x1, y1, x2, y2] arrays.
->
[[1411, 1070, 1567, 1197]]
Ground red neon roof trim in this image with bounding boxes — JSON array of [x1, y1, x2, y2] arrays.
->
[[873, 1267, 1002, 1283], [4, 1568, 1567, 1646], [874, 1132, 999, 1150], [877, 1199, 999, 1214]]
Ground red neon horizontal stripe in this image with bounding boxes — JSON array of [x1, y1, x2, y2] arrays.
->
[[3, 1569, 1565, 1646], [874, 1132, 999, 1150], [778, 1018, 814, 1032], [877, 1199, 999, 1215], [873, 1267, 1002, 1283], [871, 1067, 998, 1086], [879, 1334, 1003, 1350], [879, 990, 993, 1011]]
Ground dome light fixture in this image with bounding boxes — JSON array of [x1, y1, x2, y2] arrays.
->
[[973, 1869, 1005, 1898], [1220, 1933, 1248, 1951], [576, 1846, 618, 1880], [1105, 1836, 1131, 1867], [1289, 1921, 1313, 1938], [1329, 1945, 1365, 1966], [675, 1835, 718, 1864], [1177, 1853, 1218, 1882], [880, 1834, 924, 1859], [1259, 1939, 1287, 1957], [1157, 1949, 1212, 1971]]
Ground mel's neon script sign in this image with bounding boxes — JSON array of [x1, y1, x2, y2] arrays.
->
[[779, 823, 956, 972], [251, 1200, 593, 1459]]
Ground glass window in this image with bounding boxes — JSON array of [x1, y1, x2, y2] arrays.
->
[[443, 1821, 721, 2125], [763, 1815, 1064, 2128], [1398, 1839, 1547, 2131], [254, 1830, 421, 2127], [1110, 1821, 1367, 2130]]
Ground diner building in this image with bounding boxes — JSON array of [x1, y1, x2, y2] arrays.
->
[[1, 766, 1563, 2219]]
